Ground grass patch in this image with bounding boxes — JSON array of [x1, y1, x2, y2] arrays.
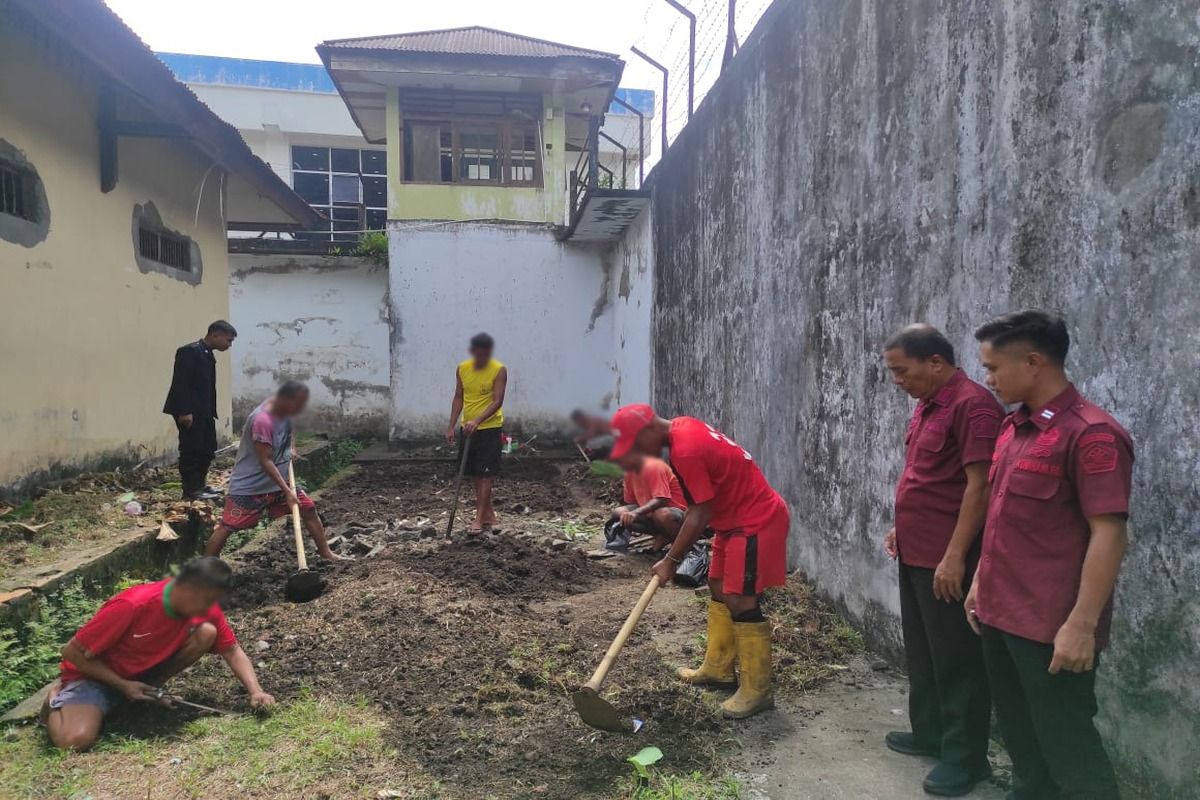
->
[[766, 578, 864, 693], [0, 694, 406, 800], [621, 771, 743, 799]]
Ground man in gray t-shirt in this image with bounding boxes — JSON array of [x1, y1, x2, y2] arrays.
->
[[203, 381, 344, 561]]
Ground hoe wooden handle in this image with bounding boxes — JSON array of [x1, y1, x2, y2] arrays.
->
[[288, 461, 307, 571], [585, 575, 661, 691]]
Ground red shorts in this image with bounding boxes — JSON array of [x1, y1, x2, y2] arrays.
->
[[221, 489, 315, 531], [710, 502, 790, 595]]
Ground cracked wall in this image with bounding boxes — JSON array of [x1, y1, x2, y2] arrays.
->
[[642, 0, 1200, 793], [229, 254, 389, 435]]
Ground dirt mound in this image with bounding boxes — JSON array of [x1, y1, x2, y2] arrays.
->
[[391, 533, 600, 598]]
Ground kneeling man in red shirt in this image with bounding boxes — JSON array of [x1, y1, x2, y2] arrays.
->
[[610, 404, 789, 719], [611, 451, 688, 550], [41, 557, 274, 750]]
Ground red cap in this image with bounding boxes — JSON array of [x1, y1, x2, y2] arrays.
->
[[609, 403, 656, 459]]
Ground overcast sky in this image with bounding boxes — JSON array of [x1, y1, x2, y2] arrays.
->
[[104, 0, 775, 140]]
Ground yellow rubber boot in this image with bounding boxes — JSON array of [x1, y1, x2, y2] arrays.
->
[[677, 601, 737, 686], [721, 621, 775, 719]]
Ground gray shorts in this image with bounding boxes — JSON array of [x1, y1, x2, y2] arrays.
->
[[48, 679, 124, 715]]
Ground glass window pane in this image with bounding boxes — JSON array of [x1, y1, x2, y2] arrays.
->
[[331, 148, 360, 173], [361, 150, 387, 175], [293, 172, 329, 205], [331, 174, 361, 204], [330, 205, 361, 222], [363, 176, 387, 207], [292, 146, 329, 171], [366, 209, 387, 231]]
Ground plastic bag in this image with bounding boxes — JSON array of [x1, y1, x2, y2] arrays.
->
[[603, 518, 631, 551], [673, 541, 710, 587]]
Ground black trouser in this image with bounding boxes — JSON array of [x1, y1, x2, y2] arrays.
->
[[177, 416, 217, 497], [898, 562, 991, 771], [980, 625, 1119, 800]]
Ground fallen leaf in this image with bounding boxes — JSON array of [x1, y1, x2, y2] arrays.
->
[[157, 521, 180, 542]]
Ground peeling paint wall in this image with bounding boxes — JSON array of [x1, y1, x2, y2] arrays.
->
[[387, 222, 617, 438], [0, 24, 232, 494], [641, 0, 1200, 793], [229, 254, 389, 435], [608, 205, 654, 406]]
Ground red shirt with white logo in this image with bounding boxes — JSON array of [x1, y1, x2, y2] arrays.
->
[[975, 385, 1134, 649], [668, 417, 784, 533], [60, 579, 238, 683], [894, 370, 1003, 568]]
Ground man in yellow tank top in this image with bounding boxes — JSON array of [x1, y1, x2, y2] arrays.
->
[[446, 333, 508, 533]]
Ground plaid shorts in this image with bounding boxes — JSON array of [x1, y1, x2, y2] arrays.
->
[[221, 489, 315, 531]]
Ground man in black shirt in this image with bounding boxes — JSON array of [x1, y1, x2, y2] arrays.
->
[[164, 321, 236, 499]]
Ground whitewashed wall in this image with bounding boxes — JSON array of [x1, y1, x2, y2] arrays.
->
[[388, 222, 624, 438], [607, 205, 654, 406], [229, 253, 390, 434]]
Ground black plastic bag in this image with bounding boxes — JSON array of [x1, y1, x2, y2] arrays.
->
[[673, 541, 710, 587], [604, 518, 631, 551]]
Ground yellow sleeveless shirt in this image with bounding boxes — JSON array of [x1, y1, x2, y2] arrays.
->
[[458, 358, 504, 430]]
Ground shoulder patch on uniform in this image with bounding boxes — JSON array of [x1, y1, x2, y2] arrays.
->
[[1081, 444, 1118, 474], [1079, 431, 1116, 448]]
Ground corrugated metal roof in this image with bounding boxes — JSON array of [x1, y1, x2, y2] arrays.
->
[[319, 26, 621, 62]]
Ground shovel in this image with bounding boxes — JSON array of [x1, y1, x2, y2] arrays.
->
[[445, 433, 472, 537], [284, 462, 325, 603], [573, 575, 661, 732]]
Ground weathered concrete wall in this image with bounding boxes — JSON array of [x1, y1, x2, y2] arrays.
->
[[229, 254, 390, 435], [645, 0, 1200, 794], [387, 222, 619, 438], [608, 205, 655, 406], [0, 22, 232, 495]]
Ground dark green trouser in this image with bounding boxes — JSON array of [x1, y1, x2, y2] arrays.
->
[[980, 625, 1120, 799], [898, 563, 991, 770]]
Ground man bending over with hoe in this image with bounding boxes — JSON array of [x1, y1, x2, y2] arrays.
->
[[610, 404, 790, 719], [446, 333, 508, 533], [42, 557, 274, 750], [610, 449, 687, 550], [204, 380, 343, 560]]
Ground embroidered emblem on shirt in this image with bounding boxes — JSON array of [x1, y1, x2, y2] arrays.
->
[[1016, 458, 1062, 476], [1079, 431, 1116, 448], [1028, 428, 1061, 458], [1081, 444, 1118, 474]]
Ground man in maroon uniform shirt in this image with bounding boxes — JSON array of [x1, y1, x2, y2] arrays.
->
[[882, 324, 1001, 796], [967, 311, 1132, 800], [609, 404, 789, 719], [41, 557, 274, 751]]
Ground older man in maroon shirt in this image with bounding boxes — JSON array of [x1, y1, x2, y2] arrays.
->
[[882, 324, 1002, 797], [967, 311, 1132, 800]]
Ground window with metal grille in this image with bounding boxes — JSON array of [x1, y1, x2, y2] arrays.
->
[[138, 226, 191, 271], [0, 163, 32, 221]]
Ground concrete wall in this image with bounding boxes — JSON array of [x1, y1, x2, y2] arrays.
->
[[0, 25, 232, 493], [228, 253, 390, 435], [608, 206, 654, 406], [387, 222, 618, 438], [643, 0, 1200, 794]]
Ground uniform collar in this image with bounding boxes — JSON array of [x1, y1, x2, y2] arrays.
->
[[1013, 383, 1079, 431], [162, 579, 182, 619], [919, 368, 966, 411]]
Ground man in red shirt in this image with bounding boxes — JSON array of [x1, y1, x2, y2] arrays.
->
[[609, 403, 789, 719], [882, 324, 1001, 796], [966, 311, 1132, 800], [41, 557, 274, 751], [611, 451, 688, 549]]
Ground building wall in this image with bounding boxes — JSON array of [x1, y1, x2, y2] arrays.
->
[[641, 0, 1200, 793], [385, 89, 569, 225], [228, 253, 390, 435], [387, 222, 616, 438], [608, 205, 654, 406], [0, 26, 232, 493]]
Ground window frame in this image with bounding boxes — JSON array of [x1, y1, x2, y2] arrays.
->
[[0, 161, 34, 222], [137, 224, 192, 272], [400, 114, 543, 189], [289, 145, 389, 242]]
